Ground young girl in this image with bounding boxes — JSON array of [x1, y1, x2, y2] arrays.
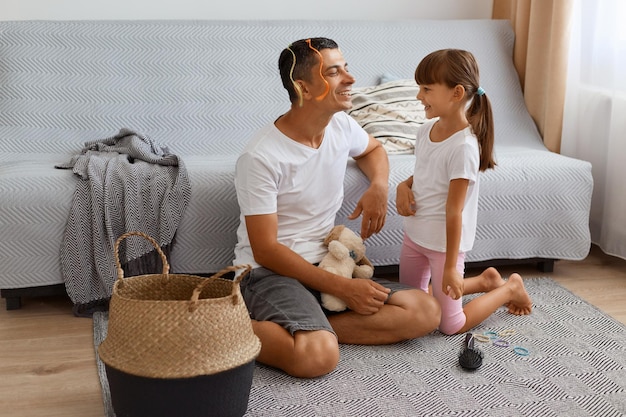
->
[[396, 49, 533, 335]]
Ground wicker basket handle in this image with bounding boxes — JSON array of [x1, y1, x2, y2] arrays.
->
[[114, 231, 170, 282], [189, 264, 252, 312]]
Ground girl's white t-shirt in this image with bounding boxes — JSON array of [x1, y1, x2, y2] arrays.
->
[[234, 112, 369, 267], [404, 120, 480, 253]]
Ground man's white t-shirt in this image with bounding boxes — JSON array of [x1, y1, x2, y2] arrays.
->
[[234, 112, 369, 267], [403, 120, 480, 253]]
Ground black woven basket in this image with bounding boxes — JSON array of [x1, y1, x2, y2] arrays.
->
[[105, 360, 255, 417]]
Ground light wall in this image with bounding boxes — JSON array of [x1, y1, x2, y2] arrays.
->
[[1, 0, 492, 21]]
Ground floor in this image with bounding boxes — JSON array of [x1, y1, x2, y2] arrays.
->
[[1, 244, 625, 417]]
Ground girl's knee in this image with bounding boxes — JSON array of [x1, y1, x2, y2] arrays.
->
[[438, 313, 466, 335]]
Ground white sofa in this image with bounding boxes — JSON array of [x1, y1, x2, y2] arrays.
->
[[0, 19, 593, 309]]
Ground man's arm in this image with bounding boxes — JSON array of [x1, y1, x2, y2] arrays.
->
[[244, 213, 390, 315], [349, 135, 390, 239]]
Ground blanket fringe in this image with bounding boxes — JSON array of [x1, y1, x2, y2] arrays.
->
[[72, 244, 172, 317]]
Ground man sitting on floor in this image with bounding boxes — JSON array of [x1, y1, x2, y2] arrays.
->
[[233, 37, 441, 378]]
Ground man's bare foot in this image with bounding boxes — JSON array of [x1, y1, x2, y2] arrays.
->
[[479, 267, 506, 292], [505, 273, 533, 315]]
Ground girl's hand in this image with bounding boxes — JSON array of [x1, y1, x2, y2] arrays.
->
[[442, 268, 464, 300], [395, 180, 416, 216]]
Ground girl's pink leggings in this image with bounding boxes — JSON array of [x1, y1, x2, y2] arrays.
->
[[399, 233, 467, 335]]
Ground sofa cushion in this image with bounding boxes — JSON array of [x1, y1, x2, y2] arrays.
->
[[347, 79, 426, 154]]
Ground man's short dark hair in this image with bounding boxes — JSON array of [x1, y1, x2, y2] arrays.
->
[[278, 37, 339, 103]]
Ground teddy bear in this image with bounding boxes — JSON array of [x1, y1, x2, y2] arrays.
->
[[318, 225, 374, 312]]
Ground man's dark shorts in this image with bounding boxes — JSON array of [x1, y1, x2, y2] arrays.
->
[[239, 267, 415, 336]]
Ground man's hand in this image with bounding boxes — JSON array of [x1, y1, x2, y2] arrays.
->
[[340, 278, 391, 315], [348, 182, 388, 239], [352, 136, 389, 239]]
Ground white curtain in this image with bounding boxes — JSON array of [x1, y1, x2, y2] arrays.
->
[[561, 0, 626, 260]]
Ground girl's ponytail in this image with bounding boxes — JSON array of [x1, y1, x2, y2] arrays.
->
[[467, 89, 496, 171]]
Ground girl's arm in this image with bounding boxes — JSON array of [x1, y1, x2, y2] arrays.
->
[[443, 178, 470, 299], [395, 176, 416, 216]]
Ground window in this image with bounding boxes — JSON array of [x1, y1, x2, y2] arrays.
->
[[578, 0, 626, 91]]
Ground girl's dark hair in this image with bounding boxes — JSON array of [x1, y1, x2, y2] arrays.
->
[[278, 37, 339, 103], [415, 49, 496, 171]]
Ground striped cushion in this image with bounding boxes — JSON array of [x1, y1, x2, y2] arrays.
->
[[348, 79, 426, 154]]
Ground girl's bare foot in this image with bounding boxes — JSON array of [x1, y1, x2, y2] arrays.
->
[[457, 267, 507, 296], [480, 267, 506, 292], [505, 273, 533, 315]]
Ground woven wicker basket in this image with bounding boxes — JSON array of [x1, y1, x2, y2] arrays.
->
[[98, 231, 261, 379], [98, 231, 261, 417]]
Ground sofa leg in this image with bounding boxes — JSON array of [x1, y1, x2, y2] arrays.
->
[[537, 259, 555, 273], [4, 296, 22, 310], [1, 284, 67, 310]]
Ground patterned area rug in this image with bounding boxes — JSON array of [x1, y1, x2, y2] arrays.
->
[[93, 277, 626, 416]]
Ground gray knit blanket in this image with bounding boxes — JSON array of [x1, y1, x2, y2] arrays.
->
[[57, 128, 191, 316]]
